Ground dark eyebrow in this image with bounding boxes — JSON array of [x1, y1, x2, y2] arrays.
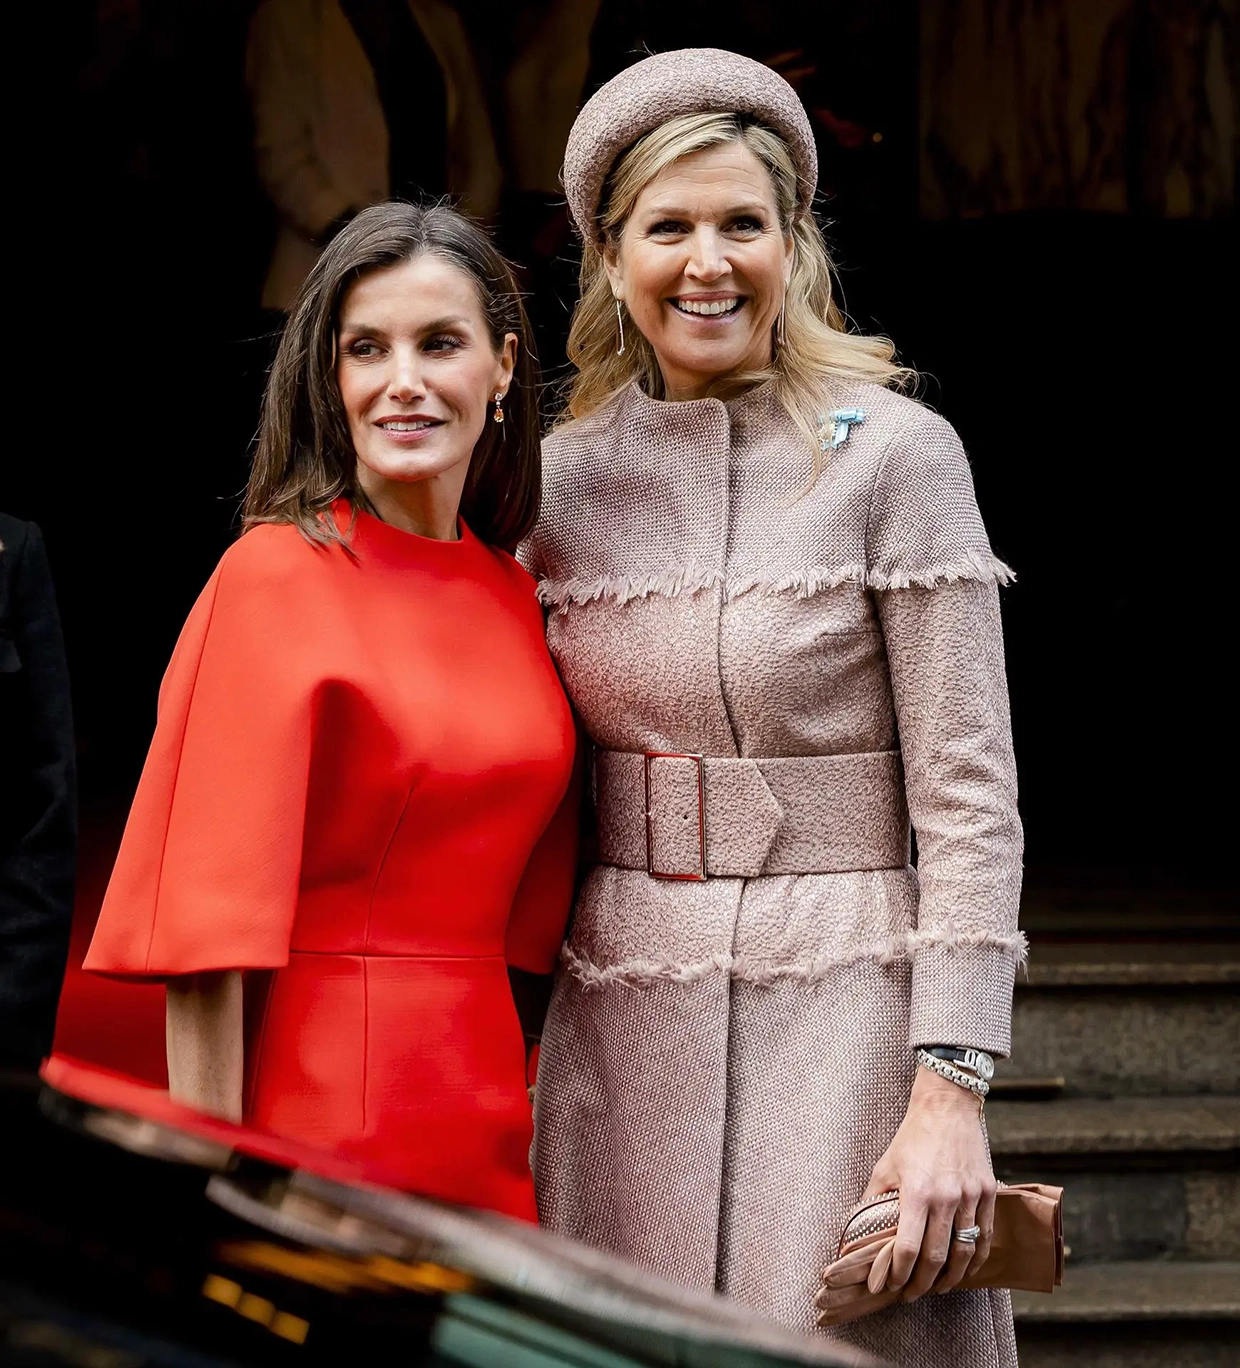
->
[[420, 316, 473, 332], [338, 315, 474, 336]]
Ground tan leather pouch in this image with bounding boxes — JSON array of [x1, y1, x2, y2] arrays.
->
[[816, 1183, 1064, 1327]]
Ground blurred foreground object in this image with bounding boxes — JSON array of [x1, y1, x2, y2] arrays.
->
[[0, 515, 76, 1073], [0, 1057, 881, 1367]]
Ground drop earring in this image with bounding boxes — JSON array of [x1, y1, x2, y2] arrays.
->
[[615, 298, 626, 356], [492, 391, 504, 424]]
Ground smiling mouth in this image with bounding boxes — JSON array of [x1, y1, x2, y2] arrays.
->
[[378, 419, 441, 432], [671, 297, 744, 317]]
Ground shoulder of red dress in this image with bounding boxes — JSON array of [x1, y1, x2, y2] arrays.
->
[[230, 520, 335, 559], [478, 541, 540, 596], [214, 521, 340, 595]]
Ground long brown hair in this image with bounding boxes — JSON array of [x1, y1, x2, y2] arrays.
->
[[244, 201, 541, 550]]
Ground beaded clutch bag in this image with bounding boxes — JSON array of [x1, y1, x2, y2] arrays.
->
[[816, 1183, 1064, 1327]]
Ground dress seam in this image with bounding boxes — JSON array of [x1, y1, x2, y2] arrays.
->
[[714, 407, 742, 1293], [364, 772, 421, 952], [287, 948, 507, 961]]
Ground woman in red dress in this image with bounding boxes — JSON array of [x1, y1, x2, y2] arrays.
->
[[84, 202, 577, 1221]]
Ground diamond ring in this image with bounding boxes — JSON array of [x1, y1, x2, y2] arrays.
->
[[953, 1225, 982, 1244]]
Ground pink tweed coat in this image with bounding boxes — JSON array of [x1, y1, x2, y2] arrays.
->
[[521, 377, 1025, 1367]]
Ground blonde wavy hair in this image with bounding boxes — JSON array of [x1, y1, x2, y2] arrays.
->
[[561, 112, 914, 463]]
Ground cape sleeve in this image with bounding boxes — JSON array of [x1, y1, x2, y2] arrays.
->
[[84, 530, 317, 979], [867, 413, 1025, 1057]]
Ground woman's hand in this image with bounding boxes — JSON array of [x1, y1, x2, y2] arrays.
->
[[863, 1065, 996, 1299]]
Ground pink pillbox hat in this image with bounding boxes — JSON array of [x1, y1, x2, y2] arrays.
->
[[563, 47, 818, 242]]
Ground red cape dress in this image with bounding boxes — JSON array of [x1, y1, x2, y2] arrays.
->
[[84, 504, 576, 1220]]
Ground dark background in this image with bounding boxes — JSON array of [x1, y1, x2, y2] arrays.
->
[[5, 0, 1236, 912]]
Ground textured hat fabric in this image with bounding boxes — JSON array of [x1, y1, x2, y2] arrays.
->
[[563, 48, 818, 241]]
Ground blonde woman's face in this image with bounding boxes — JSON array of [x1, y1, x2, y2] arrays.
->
[[605, 141, 793, 401]]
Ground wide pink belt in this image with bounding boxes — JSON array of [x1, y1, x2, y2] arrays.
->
[[592, 748, 910, 881]]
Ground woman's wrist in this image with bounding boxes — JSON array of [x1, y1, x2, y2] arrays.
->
[[910, 1061, 983, 1115]]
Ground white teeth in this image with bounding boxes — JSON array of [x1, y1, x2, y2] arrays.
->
[[674, 298, 742, 316], [380, 420, 434, 431]]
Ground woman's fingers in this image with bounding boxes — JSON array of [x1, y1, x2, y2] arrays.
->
[[965, 1178, 999, 1280], [899, 1192, 955, 1299], [932, 1187, 981, 1293]]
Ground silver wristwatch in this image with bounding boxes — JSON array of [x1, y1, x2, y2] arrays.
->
[[925, 1046, 995, 1081]]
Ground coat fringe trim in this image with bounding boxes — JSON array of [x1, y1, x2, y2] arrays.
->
[[865, 548, 1016, 591], [727, 563, 869, 600], [536, 551, 1015, 611], [560, 928, 1028, 991], [538, 562, 722, 613]]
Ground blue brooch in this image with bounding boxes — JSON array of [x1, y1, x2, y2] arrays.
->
[[818, 408, 865, 452]]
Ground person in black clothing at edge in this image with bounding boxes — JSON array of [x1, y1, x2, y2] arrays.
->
[[0, 514, 76, 1075]]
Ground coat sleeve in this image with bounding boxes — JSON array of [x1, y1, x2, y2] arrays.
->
[[84, 533, 317, 979], [867, 412, 1025, 1057]]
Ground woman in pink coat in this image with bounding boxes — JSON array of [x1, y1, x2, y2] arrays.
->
[[521, 49, 1024, 1367]]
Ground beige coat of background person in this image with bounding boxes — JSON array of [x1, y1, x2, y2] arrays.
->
[[246, 0, 501, 310], [522, 49, 1026, 1368]]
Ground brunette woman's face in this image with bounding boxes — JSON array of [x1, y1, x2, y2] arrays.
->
[[605, 141, 793, 401], [336, 254, 516, 500]]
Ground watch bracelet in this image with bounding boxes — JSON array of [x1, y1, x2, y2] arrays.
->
[[916, 1048, 990, 1098], [925, 1044, 995, 1080]]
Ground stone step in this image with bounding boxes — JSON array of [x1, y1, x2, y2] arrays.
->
[[988, 1096, 1239, 1262], [1013, 1261, 1240, 1368], [1020, 878, 1239, 942], [1001, 943, 1239, 1095], [988, 1096, 1240, 1157], [1019, 942, 1240, 987], [1012, 1259, 1240, 1321]]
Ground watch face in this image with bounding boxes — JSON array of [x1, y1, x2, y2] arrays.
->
[[968, 1050, 995, 1080]]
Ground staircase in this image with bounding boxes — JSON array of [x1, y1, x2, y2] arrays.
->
[[987, 886, 1239, 1368]]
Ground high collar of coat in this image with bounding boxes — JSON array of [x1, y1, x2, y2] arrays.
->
[[619, 375, 782, 422], [531, 377, 835, 605]]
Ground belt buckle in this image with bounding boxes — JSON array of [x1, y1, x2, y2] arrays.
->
[[643, 751, 707, 881]]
